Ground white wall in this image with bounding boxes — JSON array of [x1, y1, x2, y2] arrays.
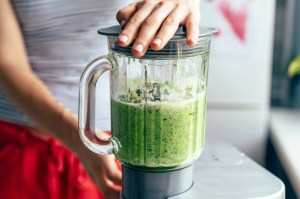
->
[[200, 0, 276, 164]]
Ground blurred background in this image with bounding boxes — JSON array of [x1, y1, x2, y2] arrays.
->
[[200, 0, 300, 198]]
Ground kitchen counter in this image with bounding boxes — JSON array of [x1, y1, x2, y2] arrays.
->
[[270, 108, 300, 197], [170, 141, 285, 199]]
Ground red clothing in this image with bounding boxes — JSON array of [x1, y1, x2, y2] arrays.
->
[[0, 120, 105, 199]]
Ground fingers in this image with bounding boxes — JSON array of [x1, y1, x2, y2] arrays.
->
[[131, 1, 177, 56], [103, 155, 122, 185], [117, 1, 159, 47], [185, 13, 200, 46], [78, 149, 122, 199], [116, 0, 201, 57], [116, 3, 138, 28], [96, 174, 121, 199], [150, 5, 189, 51], [89, 155, 122, 199], [85, 161, 121, 199]]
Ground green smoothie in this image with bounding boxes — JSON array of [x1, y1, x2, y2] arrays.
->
[[111, 97, 206, 168]]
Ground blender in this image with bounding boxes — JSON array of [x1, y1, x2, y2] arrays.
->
[[78, 25, 217, 199]]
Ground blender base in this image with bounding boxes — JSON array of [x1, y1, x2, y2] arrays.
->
[[122, 165, 193, 199], [120, 142, 285, 199]]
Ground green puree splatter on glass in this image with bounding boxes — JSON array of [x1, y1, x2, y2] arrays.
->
[[111, 97, 206, 168]]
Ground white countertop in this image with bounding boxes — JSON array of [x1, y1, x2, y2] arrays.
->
[[170, 141, 284, 199], [270, 108, 300, 197]]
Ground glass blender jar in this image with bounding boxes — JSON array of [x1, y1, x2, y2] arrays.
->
[[79, 25, 217, 199]]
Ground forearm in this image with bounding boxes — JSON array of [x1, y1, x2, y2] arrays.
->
[[0, 65, 82, 153], [0, 0, 83, 153]]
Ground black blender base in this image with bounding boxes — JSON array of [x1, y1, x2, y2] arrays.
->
[[122, 165, 193, 199]]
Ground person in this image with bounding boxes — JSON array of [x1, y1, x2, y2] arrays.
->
[[0, 0, 200, 198]]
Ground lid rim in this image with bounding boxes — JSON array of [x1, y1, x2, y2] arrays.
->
[[98, 25, 218, 39]]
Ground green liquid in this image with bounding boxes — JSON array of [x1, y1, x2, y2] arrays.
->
[[111, 98, 206, 168]]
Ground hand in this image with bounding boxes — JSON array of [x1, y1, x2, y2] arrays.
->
[[76, 146, 122, 199], [59, 112, 121, 199], [116, 0, 201, 57]]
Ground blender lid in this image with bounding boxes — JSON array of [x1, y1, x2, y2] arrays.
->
[[98, 25, 218, 58], [98, 25, 218, 39]]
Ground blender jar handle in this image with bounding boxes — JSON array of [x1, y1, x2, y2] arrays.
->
[[78, 55, 115, 155]]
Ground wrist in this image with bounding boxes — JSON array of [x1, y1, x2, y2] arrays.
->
[[52, 108, 83, 154]]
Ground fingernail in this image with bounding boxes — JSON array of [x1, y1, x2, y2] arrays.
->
[[120, 20, 126, 27], [152, 38, 162, 46], [118, 35, 128, 43], [189, 36, 197, 44], [134, 44, 144, 53]]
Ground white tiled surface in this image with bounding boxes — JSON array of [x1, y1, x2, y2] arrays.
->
[[206, 107, 269, 164]]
